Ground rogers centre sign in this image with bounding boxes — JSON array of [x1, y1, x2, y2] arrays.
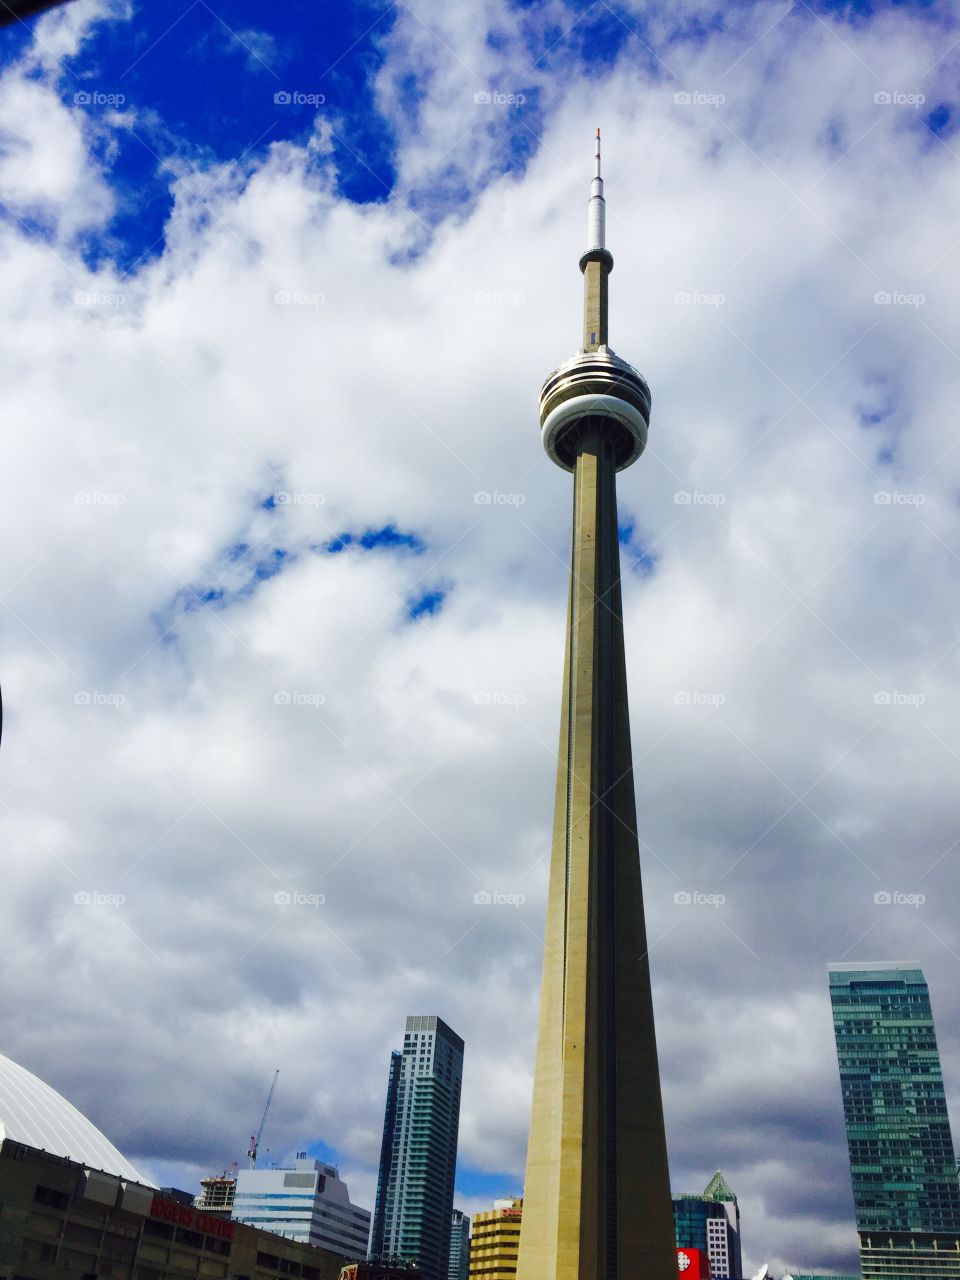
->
[[150, 1196, 236, 1240]]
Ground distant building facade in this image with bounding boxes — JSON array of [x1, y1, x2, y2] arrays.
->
[[0, 1136, 345, 1279], [830, 964, 960, 1279], [232, 1156, 371, 1258], [369, 1015, 464, 1280], [468, 1198, 522, 1280], [673, 1172, 742, 1278], [194, 1173, 236, 1215], [448, 1209, 470, 1280]]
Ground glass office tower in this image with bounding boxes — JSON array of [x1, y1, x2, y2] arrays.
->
[[829, 964, 960, 1278], [369, 1016, 464, 1280]]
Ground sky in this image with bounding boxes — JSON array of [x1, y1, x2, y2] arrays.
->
[[0, 0, 958, 1274]]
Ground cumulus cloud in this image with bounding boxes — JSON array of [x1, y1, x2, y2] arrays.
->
[[0, 1, 959, 1273]]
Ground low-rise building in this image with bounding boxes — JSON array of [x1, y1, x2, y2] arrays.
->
[[0, 1136, 348, 1279], [468, 1198, 521, 1280], [233, 1157, 371, 1258]]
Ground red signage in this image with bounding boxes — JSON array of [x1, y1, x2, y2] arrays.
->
[[150, 1196, 236, 1241], [676, 1247, 709, 1279]]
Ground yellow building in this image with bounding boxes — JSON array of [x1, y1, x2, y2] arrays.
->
[[468, 1198, 522, 1279]]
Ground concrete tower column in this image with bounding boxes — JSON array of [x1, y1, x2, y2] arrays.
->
[[516, 133, 677, 1280]]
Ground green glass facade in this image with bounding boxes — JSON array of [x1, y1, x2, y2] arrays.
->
[[672, 1172, 742, 1278], [830, 964, 960, 1279]]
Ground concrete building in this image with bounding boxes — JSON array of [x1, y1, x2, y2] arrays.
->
[[194, 1173, 236, 1215], [232, 1157, 370, 1259], [448, 1209, 470, 1280], [468, 1199, 522, 1280], [0, 1136, 347, 1279], [516, 130, 676, 1280], [830, 963, 960, 1278], [370, 1016, 464, 1280], [673, 1172, 742, 1279]]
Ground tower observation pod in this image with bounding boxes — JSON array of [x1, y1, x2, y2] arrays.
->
[[516, 132, 677, 1280]]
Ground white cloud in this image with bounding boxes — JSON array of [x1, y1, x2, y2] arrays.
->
[[0, 3, 959, 1274]]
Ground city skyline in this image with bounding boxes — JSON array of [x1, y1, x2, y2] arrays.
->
[[1, 1, 959, 1276]]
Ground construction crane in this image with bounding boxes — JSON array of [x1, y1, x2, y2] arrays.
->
[[247, 1069, 279, 1169]]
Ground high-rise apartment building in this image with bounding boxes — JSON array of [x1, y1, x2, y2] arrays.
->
[[829, 963, 960, 1279], [449, 1209, 470, 1280], [468, 1198, 522, 1280], [673, 1172, 742, 1278], [231, 1157, 370, 1258], [369, 1015, 464, 1280]]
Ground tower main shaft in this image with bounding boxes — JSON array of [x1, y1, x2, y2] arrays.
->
[[516, 134, 676, 1280]]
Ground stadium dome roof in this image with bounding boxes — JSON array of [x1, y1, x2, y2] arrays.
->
[[0, 1052, 148, 1183]]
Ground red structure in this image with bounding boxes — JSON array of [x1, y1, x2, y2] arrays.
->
[[676, 1247, 711, 1278]]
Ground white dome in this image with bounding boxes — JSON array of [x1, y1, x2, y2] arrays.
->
[[0, 1052, 148, 1183]]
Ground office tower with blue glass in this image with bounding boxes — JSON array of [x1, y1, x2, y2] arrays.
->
[[673, 1171, 743, 1278], [829, 963, 960, 1278], [369, 1015, 464, 1280], [448, 1209, 470, 1280]]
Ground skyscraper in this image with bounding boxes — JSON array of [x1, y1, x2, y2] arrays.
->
[[829, 963, 960, 1279], [515, 131, 676, 1280], [370, 1015, 464, 1280], [449, 1209, 470, 1280], [673, 1172, 743, 1279]]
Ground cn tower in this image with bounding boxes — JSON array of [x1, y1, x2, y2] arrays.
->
[[516, 131, 677, 1280]]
